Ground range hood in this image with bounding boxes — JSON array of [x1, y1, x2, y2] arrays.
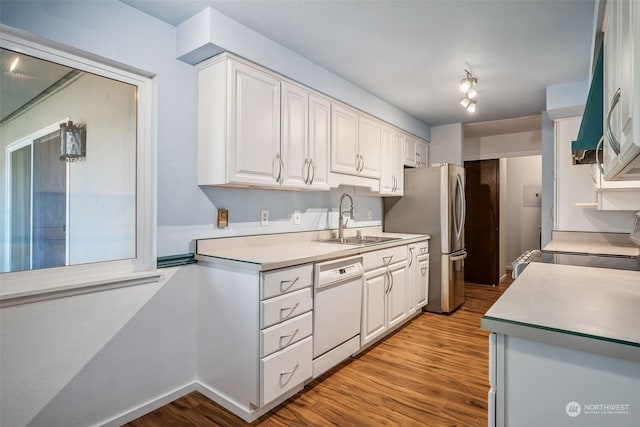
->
[[572, 45, 603, 165]]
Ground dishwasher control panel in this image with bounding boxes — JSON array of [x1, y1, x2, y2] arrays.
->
[[315, 256, 364, 289]]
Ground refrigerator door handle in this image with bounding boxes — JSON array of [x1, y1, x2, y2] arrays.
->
[[450, 251, 467, 262], [454, 173, 465, 243]]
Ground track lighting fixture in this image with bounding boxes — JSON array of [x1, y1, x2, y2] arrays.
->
[[459, 69, 478, 113]]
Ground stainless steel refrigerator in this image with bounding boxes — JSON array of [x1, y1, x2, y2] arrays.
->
[[384, 163, 466, 313]]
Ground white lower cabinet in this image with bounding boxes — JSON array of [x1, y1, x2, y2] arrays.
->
[[361, 246, 409, 347], [407, 240, 429, 314], [197, 261, 313, 422]]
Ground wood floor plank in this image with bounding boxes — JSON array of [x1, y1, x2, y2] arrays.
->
[[125, 282, 508, 426]]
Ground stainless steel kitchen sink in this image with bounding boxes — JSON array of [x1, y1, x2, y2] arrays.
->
[[319, 235, 401, 246]]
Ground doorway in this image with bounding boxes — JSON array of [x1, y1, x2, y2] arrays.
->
[[464, 159, 499, 285]]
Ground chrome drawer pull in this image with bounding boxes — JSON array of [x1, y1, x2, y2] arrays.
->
[[420, 247, 427, 255], [280, 277, 299, 292], [279, 328, 300, 347], [421, 267, 427, 276], [382, 255, 393, 264], [280, 302, 300, 318], [279, 363, 300, 386]]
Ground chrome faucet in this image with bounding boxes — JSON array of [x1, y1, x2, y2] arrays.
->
[[338, 192, 354, 242]]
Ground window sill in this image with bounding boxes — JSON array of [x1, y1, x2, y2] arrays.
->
[[0, 270, 163, 307]]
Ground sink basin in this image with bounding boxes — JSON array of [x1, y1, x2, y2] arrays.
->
[[320, 235, 401, 246]]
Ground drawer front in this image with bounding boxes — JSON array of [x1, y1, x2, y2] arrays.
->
[[363, 245, 407, 271], [261, 336, 313, 406], [415, 239, 429, 255], [261, 264, 313, 300], [261, 311, 313, 357], [261, 287, 313, 328]]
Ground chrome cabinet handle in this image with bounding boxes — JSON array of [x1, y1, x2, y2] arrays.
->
[[388, 267, 394, 293], [384, 269, 391, 294], [595, 135, 605, 177], [280, 277, 299, 293], [303, 159, 309, 184], [279, 328, 300, 347], [420, 247, 427, 255], [421, 267, 427, 276], [280, 302, 300, 319], [382, 255, 393, 265], [273, 153, 283, 183], [408, 247, 414, 268], [605, 88, 621, 156], [280, 363, 299, 385], [355, 154, 361, 172], [309, 159, 316, 184], [359, 155, 365, 172]]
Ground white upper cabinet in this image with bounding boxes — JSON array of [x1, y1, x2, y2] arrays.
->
[[379, 126, 404, 196], [404, 135, 428, 168], [330, 105, 381, 178], [357, 114, 382, 178], [307, 93, 331, 190], [198, 55, 282, 187], [602, 0, 640, 180], [281, 83, 330, 190], [330, 103, 359, 175]]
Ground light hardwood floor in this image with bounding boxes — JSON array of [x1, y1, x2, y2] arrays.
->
[[126, 281, 509, 426]]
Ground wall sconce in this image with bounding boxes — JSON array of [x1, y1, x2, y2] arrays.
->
[[459, 69, 478, 113], [59, 120, 86, 162]]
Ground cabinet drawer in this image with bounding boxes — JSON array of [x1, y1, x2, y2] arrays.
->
[[261, 264, 313, 300], [363, 245, 407, 271], [261, 311, 313, 357], [261, 287, 313, 328], [415, 240, 429, 255], [260, 336, 313, 406]]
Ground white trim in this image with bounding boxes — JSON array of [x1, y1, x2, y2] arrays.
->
[[99, 382, 197, 427], [0, 25, 156, 295]]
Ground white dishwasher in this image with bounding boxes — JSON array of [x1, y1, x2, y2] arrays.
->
[[313, 255, 364, 379]]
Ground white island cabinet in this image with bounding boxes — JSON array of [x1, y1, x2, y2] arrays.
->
[[197, 262, 313, 422], [482, 262, 640, 427]]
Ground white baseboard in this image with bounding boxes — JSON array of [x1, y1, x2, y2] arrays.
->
[[99, 382, 196, 427]]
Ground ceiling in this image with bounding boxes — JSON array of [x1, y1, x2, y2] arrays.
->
[[121, 0, 595, 133]]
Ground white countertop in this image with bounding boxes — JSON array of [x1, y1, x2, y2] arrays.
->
[[544, 231, 639, 257], [195, 229, 429, 271], [482, 262, 640, 361]]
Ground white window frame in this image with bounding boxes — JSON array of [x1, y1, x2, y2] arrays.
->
[[0, 26, 158, 305]]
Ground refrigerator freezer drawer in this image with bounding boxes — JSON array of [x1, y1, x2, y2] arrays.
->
[[441, 251, 466, 312]]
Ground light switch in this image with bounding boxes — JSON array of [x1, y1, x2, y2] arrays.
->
[[293, 209, 301, 225], [261, 209, 269, 226]]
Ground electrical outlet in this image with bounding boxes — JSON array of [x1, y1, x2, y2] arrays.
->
[[367, 209, 373, 220], [293, 209, 301, 225], [260, 209, 269, 226]]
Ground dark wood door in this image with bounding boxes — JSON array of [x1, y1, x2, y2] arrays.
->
[[464, 159, 499, 285]]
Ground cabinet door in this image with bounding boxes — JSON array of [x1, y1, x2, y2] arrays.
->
[[416, 141, 428, 167], [358, 115, 382, 178], [229, 61, 281, 186], [416, 254, 429, 309], [379, 126, 395, 194], [387, 262, 408, 329], [404, 135, 417, 167], [331, 103, 359, 175], [281, 82, 309, 189], [308, 94, 331, 190], [361, 267, 387, 347], [393, 131, 405, 194]]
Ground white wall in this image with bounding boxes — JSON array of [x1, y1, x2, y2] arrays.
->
[[0, 265, 197, 427], [429, 123, 463, 166], [464, 130, 541, 161], [503, 156, 542, 270]]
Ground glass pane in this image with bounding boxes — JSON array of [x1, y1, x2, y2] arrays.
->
[[10, 145, 31, 271], [1, 47, 137, 273], [32, 131, 66, 269]]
